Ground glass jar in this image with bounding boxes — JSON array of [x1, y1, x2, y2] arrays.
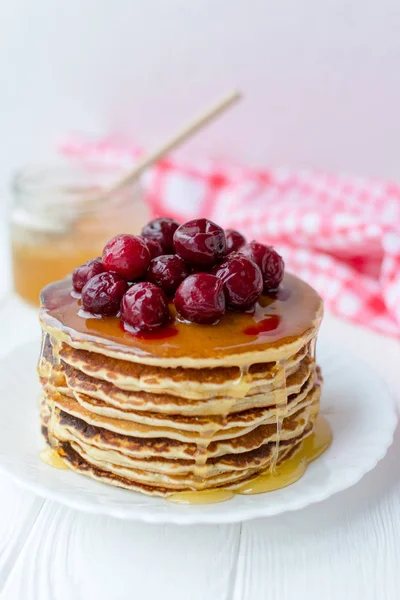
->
[[10, 162, 149, 305]]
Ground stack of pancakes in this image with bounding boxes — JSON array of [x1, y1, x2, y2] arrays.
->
[[38, 273, 323, 497]]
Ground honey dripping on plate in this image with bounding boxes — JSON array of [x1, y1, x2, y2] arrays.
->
[[168, 417, 332, 504], [174, 366, 253, 503], [192, 428, 216, 487], [39, 447, 69, 470], [270, 359, 288, 471], [38, 332, 47, 375], [192, 392, 241, 488]]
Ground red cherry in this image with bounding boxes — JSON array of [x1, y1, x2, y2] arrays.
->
[[147, 255, 190, 295], [225, 229, 246, 254], [141, 217, 180, 253], [241, 242, 285, 291], [102, 234, 150, 280], [173, 218, 226, 266], [174, 273, 226, 324], [138, 236, 163, 259], [213, 253, 263, 309], [81, 272, 128, 316], [72, 257, 105, 292], [121, 282, 170, 331]]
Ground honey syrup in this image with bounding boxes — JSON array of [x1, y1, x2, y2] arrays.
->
[[169, 416, 332, 503], [40, 447, 69, 470], [40, 273, 323, 362]]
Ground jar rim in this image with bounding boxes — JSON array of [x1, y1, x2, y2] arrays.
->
[[12, 161, 141, 204], [11, 161, 144, 234]]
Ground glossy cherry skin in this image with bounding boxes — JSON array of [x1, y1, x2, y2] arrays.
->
[[121, 282, 170, 331], [81, 272, 128, 316], [72, 257, 105, 292], [138, 236, 163, 259], [173, 218, 226, 267], [174, 273, 226, 324], [225, 229, 246, 254], [141, 217, 180, 253], [102, 234, 151, 280], [147, 255, 190, 295], [213, 253, 263, 309], [241, 241, 285, 290]]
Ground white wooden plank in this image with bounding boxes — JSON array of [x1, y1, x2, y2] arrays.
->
[[0, 290, 45, 594], [0, 477, 44, 593], [233, 430, 400, 600], [1, 502, 241, 600]]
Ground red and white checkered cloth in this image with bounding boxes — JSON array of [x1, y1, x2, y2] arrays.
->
[[61, 138, 400, 337]]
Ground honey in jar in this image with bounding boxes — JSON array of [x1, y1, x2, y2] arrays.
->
[[10, 162, 149, 305]]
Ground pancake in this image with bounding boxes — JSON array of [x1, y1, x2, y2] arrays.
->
[[71, 371, 315, 427], [56, 342, 310, 400], [38, 271, 324, 497], [42, 394, 317, 489]]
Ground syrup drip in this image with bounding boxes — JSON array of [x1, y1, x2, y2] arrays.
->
[[38, 330, 65, 468], [191, 370, 251, 485], [51, 337, 62, 367], [270, 359, 288, 472], [193, 446, 210, 485], [231, 365, 253, 398], [237, 415, 332, 494], [40, 447, 69, 470], [38, 332, 47, 375], [310, 338, 317, 360], [169, 416, 332, 503], [192, 424, 219, 485]]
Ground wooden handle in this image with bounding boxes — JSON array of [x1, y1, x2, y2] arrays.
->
[[100, 90, 242, 200]]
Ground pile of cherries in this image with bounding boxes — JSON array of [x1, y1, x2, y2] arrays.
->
[[72, 217, 284, 332]]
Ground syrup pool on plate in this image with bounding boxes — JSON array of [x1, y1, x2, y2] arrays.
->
[[39, 447, 69, 470], [168, 416, 332, 504]]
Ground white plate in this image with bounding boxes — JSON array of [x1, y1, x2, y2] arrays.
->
[[0, 340, 396, 524]]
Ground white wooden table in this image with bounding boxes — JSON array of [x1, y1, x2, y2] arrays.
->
[[0, 257, 399, 599]]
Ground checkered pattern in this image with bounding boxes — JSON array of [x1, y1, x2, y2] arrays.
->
[[61, 138, 400, 337]]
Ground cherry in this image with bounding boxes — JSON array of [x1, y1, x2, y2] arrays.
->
[[147, 255, 190, 295], [81, 272, 128, 316], [121, 282, 170, 331], [225, 229, 246, 254], [102, 234, 150, 280], [72, 257, 105, 292], [139, 236, 163, 259], [173, 218, 226, 266], [213, 253, 263, 309], [241, 242, 285, 291], [141, 217, 180, 253], [174, 273, 226, 324]]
